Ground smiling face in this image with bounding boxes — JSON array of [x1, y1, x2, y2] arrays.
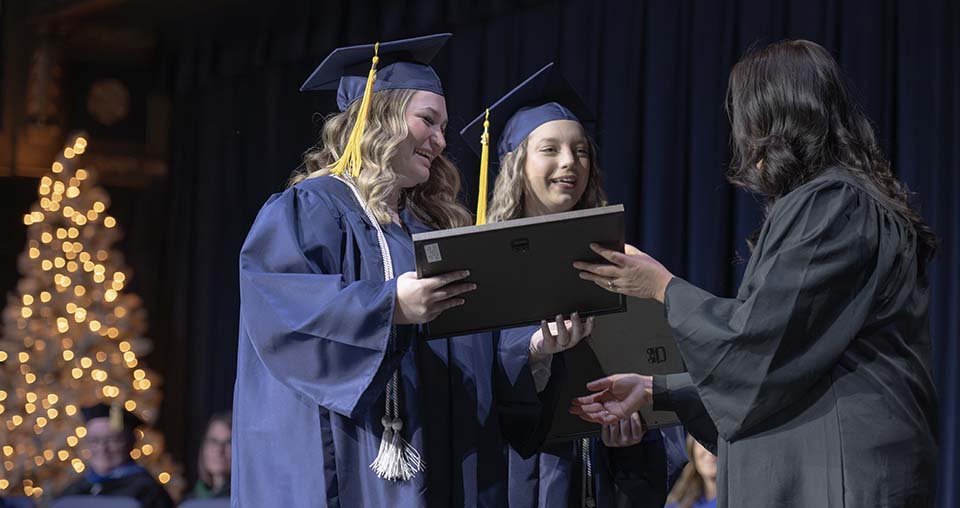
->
[[83, 417, 133, 475], [201, 420, 231, 478], [521, 119, 591, 217], [392, 90, 448, 188]]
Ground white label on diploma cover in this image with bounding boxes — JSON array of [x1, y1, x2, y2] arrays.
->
[[424, 243, 442, 263]]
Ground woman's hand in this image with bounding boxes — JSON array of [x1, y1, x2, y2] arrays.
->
[[528, 313, 594, 361], [573, 244, 674, 303], [394, 270, 475, 325], [601, 412, 646, 447], [569, 373, 654, 425]]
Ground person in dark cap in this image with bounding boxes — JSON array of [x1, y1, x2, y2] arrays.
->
[[232, 34, 589, 507], [461, 62, 687, 508], [58, 402, 173, 508]]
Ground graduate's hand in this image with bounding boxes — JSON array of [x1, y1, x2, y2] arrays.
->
[[601, 412, 646, 447], [528, 313, 595, 361], [573, 244, 674, 303], [568, 373, 653, 425], [394, 270, 475, 325]]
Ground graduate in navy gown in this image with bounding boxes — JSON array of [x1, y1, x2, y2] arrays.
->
[[460, 63, 687, 508], [232, 34, 591, 508], [571, 40, 939, 508]]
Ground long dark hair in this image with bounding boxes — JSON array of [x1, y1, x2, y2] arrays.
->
[[197, 411, 232, 487], [726, 39, 937, 269]]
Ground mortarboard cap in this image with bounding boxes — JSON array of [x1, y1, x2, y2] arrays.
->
[[300, 33, 451, 111], [460, 63, 593, 224], [298, 33, 451, 178], [81, 402, 144, 432], [460, 62, 593, 161]]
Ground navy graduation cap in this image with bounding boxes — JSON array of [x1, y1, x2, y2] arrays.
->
[[300, 33, 450, 111], [299, 33, 451, 178], [460, 62, 593, 224]]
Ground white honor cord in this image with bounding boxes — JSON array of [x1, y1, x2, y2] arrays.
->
[[335, 176, 424, 481], [581, 437, 595, 508]]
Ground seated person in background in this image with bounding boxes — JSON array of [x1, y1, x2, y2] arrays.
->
[[185, 411, 231, 500], [665, 435, 717, 508], [58, 402, 173, 508]]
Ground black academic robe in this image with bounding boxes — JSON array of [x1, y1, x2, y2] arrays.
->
[[59, 468, 173, 508], [657, 168, 938, 507]]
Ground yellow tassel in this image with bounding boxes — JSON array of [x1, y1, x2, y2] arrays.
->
[[475, 109, 490, 225], [109, 402, 122, 432], [330, 43, 380, 178]]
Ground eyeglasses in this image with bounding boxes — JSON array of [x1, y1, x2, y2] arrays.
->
[[203, 438, 231, 449]]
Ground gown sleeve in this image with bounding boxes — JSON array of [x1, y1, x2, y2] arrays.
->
[[495, 325, 568, 458], [663, 179, 880, 441], [239, 185, 404, 419], [652, 373, 718, 454]]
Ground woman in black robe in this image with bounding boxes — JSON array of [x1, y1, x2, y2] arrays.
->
[[571, 39, 939, 508]]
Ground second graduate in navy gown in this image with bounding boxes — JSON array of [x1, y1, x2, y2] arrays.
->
[[461, 63, 687, 508]]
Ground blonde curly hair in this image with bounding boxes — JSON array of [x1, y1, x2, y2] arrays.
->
[[487, 133, 606, 222], [290, 88, 471, 229]]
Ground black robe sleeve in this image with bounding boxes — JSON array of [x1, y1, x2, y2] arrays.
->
[[652, 373, 718, 454], [663, 179, 881, 441]]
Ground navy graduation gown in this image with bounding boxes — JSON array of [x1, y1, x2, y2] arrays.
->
[[660, 169, 938, 507], [232, 176, 558, 508]]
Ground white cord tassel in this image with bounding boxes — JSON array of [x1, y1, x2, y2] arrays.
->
[[370, 371, 423, 480], [335, 175, 426, 481]]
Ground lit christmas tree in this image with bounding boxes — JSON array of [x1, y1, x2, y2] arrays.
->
[[0, 133, 183, 503]]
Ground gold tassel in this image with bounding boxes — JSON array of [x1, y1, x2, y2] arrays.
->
[[109, 402, 122, 432], [475, 108, 491, 225], [329, 42, 380, 178]]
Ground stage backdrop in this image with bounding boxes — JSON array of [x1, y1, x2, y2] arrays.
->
[[151, 0, 957, 501]]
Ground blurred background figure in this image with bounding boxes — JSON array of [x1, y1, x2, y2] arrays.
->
[[58, 403, 173, 508], [185, 412, 231, 501], [665, 435, 717, 508]]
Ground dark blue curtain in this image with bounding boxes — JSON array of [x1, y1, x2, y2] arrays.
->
[[158, 0, 958, 503]]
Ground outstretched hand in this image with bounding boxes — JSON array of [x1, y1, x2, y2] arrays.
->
[[569, 373, 654, 425]]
